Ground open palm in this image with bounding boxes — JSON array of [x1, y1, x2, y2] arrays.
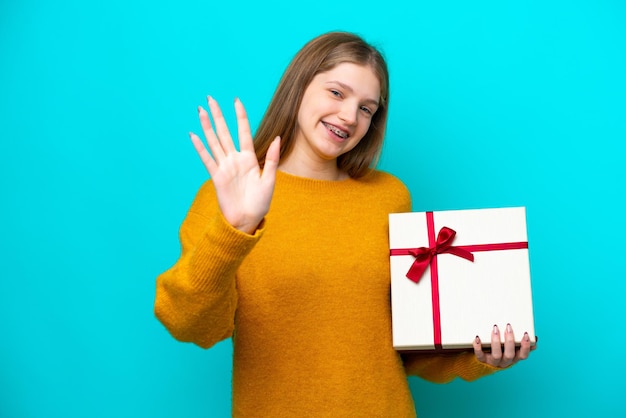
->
[[190, 96, 281, 234]]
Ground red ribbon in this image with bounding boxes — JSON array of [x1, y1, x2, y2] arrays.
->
[[405, 226, 474, 283], [390, 211, 529, 349]]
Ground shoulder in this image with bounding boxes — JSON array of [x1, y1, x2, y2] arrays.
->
[[358, 170, 409, 192], [357, 170, 412, 211]]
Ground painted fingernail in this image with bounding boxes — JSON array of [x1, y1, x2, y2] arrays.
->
[[506, 323, 512, 333], [493, 325, 499, 335]]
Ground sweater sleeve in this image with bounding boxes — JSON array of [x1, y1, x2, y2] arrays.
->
[[154, 180, 263, 349], [401, 351, 501, 383]]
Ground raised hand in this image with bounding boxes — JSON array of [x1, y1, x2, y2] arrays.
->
[[190, 96, 281, 234], [473, 324, 537, 368]]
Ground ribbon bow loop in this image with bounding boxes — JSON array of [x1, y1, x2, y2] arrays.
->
[[405, 226, 474, 283]]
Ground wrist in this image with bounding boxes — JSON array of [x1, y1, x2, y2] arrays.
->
[[236, 221, 262, 235]]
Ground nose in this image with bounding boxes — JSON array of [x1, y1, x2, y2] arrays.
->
[[338, 101, 358, 126]]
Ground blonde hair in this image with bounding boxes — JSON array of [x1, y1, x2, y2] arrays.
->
[[254, 31, 389, 178]]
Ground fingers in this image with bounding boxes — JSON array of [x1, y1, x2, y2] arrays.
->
[[207, 96, 236, 154], [189, 131, 217, 176], [473, 335, 486, 363], [501, 323, 516, 367], [198, 105, 225, 163], [235, 98, 254, 153], [490, 324, 516, 368], [516, 332, 532, 361], [261, 137, 281, 181], [474, 325, 534, 369], [490, 324, 503, 364], [195, 96, 254, 172]]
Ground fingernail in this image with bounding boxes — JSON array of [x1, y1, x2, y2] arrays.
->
[[207, 95, 212, 103], [506, 323, 512, 333], [475, 335, 480, 344], [524, 332, 530, 342], [493, 325, 499, 335], [197, 106, 202, 114]]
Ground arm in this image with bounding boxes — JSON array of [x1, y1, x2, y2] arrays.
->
[[154, 182, 262, 348], [402, 351, 499, 383], [403, 324, 536, 383], [154, 96, 281, 348]]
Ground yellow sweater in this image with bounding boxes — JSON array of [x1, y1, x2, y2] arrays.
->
[[155, 170, 498, 417]]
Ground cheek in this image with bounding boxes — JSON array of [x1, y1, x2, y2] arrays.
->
[[295, 107, 309, 132], [297, 98, 318, 126], [358, 118, 373, 137], [350, 125, 371, 148], [349, 119, 375, 147]]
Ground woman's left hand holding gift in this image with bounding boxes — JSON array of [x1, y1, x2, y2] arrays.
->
[[473, 324, 536, 368]]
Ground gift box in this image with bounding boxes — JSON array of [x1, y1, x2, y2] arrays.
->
[[389, 207, 536, 351]]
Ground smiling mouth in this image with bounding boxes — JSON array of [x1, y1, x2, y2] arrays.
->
[[323, 122, 349, 139]]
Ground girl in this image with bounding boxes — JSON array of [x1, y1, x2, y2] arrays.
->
[[155, 31, 533, 416]]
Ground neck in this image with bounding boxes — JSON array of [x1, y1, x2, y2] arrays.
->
[[278, 158, 349, 181]]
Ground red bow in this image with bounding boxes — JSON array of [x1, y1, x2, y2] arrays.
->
[[405, 227, 475, 283]]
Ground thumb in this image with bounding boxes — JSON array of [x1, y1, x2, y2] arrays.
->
[[261, 136, 281, 181]]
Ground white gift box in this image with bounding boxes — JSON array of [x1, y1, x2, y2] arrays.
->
[[389, 207, 536, 351]]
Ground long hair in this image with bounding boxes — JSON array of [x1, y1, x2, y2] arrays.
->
[[254, 32, 389, 178]]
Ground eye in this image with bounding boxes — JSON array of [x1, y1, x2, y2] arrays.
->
[[330, 89, 342, 98], [360, 106, 373, 116]]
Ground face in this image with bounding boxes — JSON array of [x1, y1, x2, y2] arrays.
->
[[292, 62, 381, 165]]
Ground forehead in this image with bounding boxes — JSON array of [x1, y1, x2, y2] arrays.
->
[[313, 63, 381, 100]]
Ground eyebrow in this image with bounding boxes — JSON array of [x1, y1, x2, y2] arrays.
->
[[326, 81, 380, 107]]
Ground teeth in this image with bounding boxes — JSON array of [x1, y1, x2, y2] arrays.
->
[[324, 122, 348, 138]]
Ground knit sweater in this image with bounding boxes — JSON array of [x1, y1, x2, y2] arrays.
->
[[154, 170, 499, 417]]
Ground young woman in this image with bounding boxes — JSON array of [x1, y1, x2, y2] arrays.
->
[[154, 31, 534, 416]]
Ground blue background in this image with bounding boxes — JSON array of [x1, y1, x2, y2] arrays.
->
[[2, 0, 624, 416]]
